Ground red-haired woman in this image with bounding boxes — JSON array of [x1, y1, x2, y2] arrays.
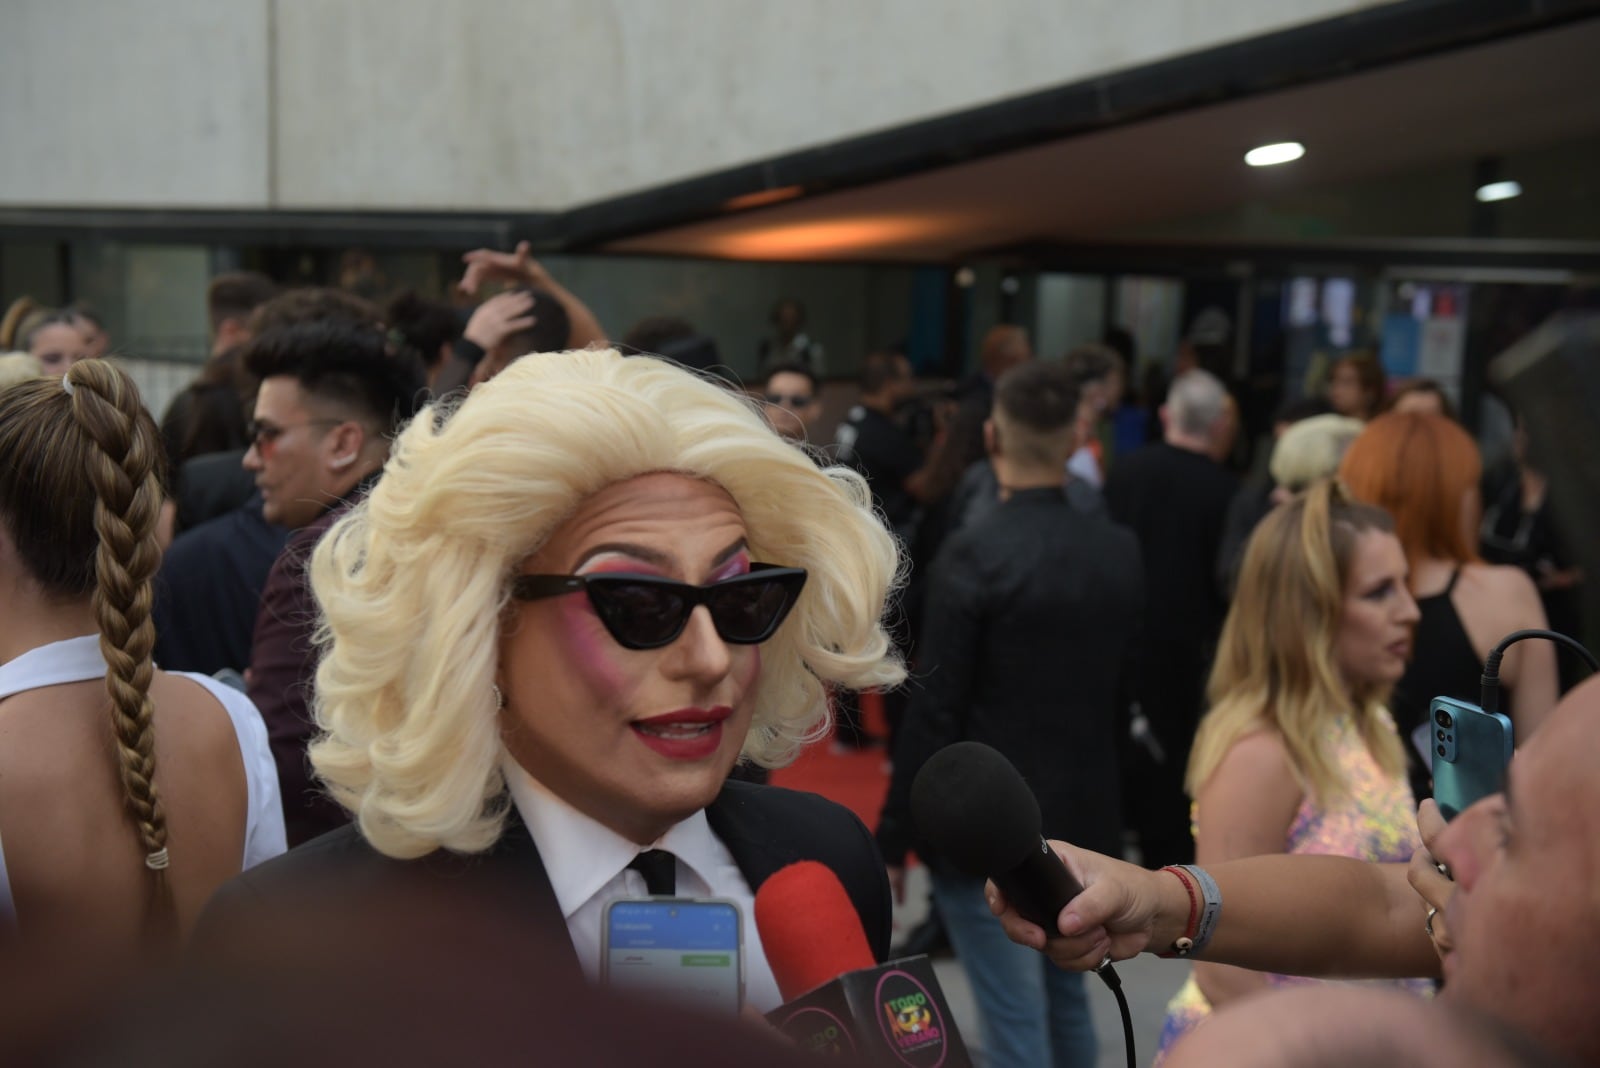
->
[[1340, 412, 1557, 799]]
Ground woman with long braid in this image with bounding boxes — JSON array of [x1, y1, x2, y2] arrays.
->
[[0, 360, 283, 953]]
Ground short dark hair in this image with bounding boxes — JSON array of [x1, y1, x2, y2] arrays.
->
[[386, 290, 461, 371], [247, 287, 380, 337], [1103, 326, 1137, 365], [620, 316, 697, 354], [243, 319, 427, 433], [501, 287, 572, 356], [1061, 342, 1123, 388], [617, 316, 725, 380], [995, 361, 1080, 436], [1388, 378, 1456, 419], [859, 351, 908, 395], [762, 361, 818, 395], [207, 272, 278, 334]]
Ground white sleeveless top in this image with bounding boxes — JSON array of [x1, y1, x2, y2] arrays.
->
[[0, 635, 287, 923]]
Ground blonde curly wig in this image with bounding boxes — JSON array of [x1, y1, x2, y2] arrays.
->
[[308, 349, 905, 859]]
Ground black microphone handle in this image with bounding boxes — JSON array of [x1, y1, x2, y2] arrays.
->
[[989, 835, 1086, 932]]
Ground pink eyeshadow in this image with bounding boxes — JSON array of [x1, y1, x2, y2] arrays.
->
[[710, 551, 751, 582]]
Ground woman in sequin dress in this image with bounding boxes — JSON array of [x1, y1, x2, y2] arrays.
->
[[1156, 480, 1435, 1059]]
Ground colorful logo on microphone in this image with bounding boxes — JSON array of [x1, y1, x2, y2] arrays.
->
[[874, 970, 948, 1067], [778, 1006, 857, 1056]]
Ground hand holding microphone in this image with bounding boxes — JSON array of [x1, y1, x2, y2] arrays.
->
[[909, 742, 1129, 975], [909, 742, 1145, 1067], [985, 839, 1179, 970]]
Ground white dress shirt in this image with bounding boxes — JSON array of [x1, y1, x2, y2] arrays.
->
[[500, 754, 784, 1011]]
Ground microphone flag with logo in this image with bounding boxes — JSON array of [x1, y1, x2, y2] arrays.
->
[[754, 860, 972, 1065]]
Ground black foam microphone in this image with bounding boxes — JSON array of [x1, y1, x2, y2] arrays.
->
[[911, 741, 1136, 1067], [909, 742, 1089, 927]]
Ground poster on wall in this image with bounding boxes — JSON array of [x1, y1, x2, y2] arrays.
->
[[1419, 316, 1466, 381], [1381, 314, 1421, 377]]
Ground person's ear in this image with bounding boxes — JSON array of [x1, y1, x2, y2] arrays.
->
[[983, 418, 1000, 458], [324, 420, 365, 472]]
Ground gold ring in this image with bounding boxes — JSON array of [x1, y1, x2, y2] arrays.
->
[[1425, 906, 1439, 938]]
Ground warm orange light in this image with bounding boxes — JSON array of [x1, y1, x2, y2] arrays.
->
[[701, 216, 948, 259], [721, 185, 806, 212]]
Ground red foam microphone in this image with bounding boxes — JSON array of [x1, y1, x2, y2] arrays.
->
[[754, 861, 971, 1063], [754, 860, 876, 1001]]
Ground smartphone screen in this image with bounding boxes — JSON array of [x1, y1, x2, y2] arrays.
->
[[602, 898, 743, 1014]]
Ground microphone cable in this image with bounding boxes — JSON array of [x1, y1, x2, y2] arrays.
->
[[1480, 629, 1598, 715], [1090, 955, 1136, 1068]]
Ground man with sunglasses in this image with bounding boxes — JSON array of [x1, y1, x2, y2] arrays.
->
[[152, 286, 370, 677], [243, 317, 427, 846], [759, 362, 823, 445]]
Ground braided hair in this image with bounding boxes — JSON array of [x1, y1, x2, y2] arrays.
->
[[0, 361, 173, 929]]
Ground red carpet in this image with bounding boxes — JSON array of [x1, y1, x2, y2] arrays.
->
[[771, 692, 891, 831]]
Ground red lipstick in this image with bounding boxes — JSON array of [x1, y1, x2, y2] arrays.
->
[[631, 707, 733, 761]]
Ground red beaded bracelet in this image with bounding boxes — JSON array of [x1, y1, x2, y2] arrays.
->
[[1158, 865, 1199, 958]]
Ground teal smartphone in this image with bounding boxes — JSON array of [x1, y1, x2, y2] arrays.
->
[[1428, 696, 1513, 820]]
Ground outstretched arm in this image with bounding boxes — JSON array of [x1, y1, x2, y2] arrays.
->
[[989, 843, 1442, 981]]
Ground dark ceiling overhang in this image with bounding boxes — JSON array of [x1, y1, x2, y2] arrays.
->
[[580, 0, 1600, 262]]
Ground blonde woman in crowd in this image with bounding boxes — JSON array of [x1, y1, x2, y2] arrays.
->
[[1156, 481, 1431, 1057]]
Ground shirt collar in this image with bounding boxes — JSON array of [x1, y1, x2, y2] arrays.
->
[[500, 752, 728, 918], [1004, 485, 1068, 505]]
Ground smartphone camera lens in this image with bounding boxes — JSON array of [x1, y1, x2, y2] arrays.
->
[[1437, 744, 1447, 757], [1437, 729, 1446, 741], [1435, 709, 1454, 728]]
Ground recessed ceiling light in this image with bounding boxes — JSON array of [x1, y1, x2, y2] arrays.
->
[[1245, 142, 1306, 167], [1475, 180, 1522, 203]]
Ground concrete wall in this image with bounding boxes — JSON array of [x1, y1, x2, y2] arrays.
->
[[0, 0, 270, 207], [1, 0, 1395, 212]]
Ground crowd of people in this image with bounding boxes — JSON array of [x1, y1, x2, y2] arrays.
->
[[0, 249, 1592, 1066]]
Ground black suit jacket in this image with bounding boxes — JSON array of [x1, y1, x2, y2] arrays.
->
[[199, 779, 892, 971], [153, 492, 289, 675], [175, 448, 257, 533], [879, 487, 1144, 867], [1104, 441, 1238, 746]]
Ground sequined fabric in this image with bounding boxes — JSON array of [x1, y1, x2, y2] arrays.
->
[[1155, 712, 1435, 1060]]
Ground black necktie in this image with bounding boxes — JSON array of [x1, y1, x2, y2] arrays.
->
[[628, 849, 677, 896]]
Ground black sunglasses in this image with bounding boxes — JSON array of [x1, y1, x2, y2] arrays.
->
[[510, 563, 808, 651], [764, 392, 814, 408]]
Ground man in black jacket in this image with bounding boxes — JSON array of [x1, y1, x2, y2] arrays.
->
[[879, 361, 1143, 1068], [1104, 368, 1239, 868]]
